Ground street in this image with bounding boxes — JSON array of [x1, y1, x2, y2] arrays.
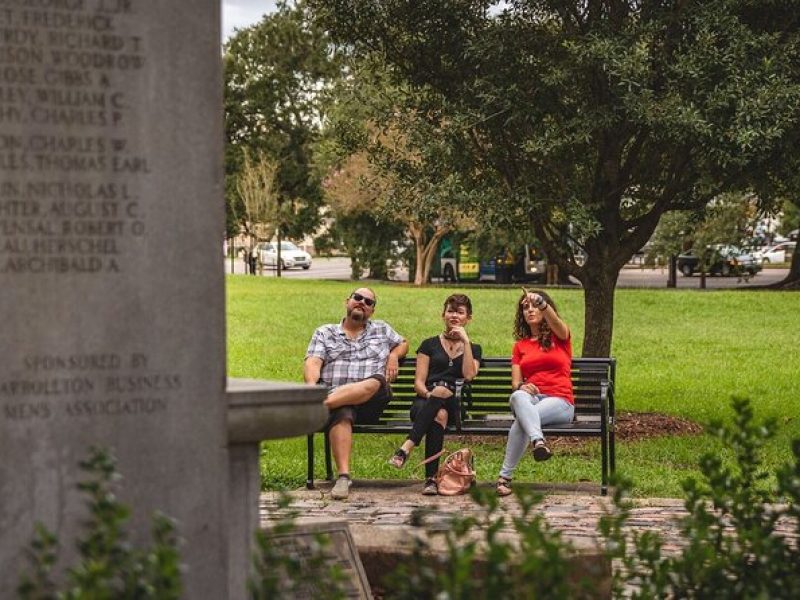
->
[[225, 256, 788, 289]]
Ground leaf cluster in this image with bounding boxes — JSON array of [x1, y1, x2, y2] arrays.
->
[[384, 487, 592, 599], [17, 448, 182, 600], [310, 0, 800, 274], [647, 192, 756, 261], [601, 397, 800, 599], [224, 0, 342, 239]]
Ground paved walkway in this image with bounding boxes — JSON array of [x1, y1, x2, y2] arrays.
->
[[260, 480, 798, 598], [260, 480, 692, 554], [262, 479, 798, 554]]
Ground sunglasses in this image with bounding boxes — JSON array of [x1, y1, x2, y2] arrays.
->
[[350, 292, 376, 307]]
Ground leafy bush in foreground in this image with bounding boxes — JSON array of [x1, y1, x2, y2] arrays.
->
[[383, 487, 596, 599], [17, 447, 181, 599], [601, 397, 800, 598]]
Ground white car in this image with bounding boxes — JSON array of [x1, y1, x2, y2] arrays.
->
[[755, 241, 795, 264], [258, 241, 312, 270]]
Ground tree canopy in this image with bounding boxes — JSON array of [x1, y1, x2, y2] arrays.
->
[[319, 62, 483, 283], [224, 0, 341, 241], [309, 0, 800, 355]]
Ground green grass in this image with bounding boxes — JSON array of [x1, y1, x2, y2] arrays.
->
[[227, 277, 800, 497]]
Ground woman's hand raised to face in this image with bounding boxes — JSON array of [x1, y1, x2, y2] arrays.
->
[[445, 325, 469, 342]]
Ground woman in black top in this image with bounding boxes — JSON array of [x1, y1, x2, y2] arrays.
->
[[388, 294, 482, 494]]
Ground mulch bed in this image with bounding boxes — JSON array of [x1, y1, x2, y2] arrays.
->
[[453, 411, 703, 450]]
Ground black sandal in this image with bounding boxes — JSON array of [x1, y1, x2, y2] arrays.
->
[[496, 477, 513, 497], [388, 448, 408, 469]]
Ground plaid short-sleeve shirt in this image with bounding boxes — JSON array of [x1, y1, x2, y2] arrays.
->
[[305, 320, 404, 389]]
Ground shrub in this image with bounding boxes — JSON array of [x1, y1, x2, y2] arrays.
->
[[601, 397, 800, 598], [383, 487, 599, 599], [17, 447, 182, 599]]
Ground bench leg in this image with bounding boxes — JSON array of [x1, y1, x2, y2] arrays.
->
[[600, 425, 609, 497], [306, 434, 315, 489], [609, 428, 616, 477], [600, 442, 608, 497], [324, 431, 334, 481]]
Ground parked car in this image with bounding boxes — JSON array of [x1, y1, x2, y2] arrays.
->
[[754, 241, 795, 264], [258, 241, 312, 270], [677, 245, 761, 277]]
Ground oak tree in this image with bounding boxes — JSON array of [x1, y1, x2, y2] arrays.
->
[[310, 0, 800, 355]]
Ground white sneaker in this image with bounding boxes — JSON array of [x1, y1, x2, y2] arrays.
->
[[331, 476, 352, 500]]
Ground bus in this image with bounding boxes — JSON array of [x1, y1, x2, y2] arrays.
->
[[440, 240, 546, 283]]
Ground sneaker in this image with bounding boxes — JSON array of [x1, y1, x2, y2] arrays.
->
[[421, 478, 438, 496], [532, 440, 552, 462], [331, 475, 352, 500]]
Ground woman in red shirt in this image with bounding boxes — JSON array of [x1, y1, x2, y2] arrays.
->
[[496, 290, 574, 497]]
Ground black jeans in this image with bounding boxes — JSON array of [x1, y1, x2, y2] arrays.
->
[[409, 393, 457, 478]]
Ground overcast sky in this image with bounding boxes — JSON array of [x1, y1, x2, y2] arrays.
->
[[222, 0, 277, 40]]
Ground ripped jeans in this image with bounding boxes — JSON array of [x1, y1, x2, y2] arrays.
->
[[499, 390, 574, 480]]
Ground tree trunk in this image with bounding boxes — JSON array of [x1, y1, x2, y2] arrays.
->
[[413, 239, 437, 285], [667, 255, 677, 288], [778, 246, 800, 288], [580, 267, 617, 357], [411, 227, 448, 285], [276, 229, 282, 278]]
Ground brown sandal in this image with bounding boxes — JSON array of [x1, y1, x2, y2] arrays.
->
[[496, 477, 513, 497]]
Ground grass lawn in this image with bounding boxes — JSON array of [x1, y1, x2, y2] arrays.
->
[[226, 276, 800, 497]]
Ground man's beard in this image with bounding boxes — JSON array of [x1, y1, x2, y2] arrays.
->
[[347, 307, 366, 322]]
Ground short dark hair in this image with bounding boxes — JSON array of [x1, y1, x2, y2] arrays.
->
[[443, 293, 472, 316]]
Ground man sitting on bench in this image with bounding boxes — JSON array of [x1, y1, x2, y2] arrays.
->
[[304, 287, 408, 500]]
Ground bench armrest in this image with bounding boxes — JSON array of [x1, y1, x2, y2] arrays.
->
[[453, 379, 471, 432], [601, 379, 615, 426]]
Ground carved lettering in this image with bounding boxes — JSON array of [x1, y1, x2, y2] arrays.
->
[[0, 1, 147, 274]]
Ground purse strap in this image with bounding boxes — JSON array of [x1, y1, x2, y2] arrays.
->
[[416, 448, 448, 469]]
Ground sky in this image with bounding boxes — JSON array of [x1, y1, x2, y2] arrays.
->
[[222, 0, 277, 40]]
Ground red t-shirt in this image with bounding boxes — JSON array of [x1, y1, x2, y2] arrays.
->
[[511, 335, 574, 404]]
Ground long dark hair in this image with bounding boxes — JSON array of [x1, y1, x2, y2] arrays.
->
[[513, 290, 558, 350]]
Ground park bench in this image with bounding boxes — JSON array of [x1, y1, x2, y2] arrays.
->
[[306, 356, 616, 495]]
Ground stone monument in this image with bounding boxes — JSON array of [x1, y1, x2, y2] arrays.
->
[[0, 1, 227, 596]]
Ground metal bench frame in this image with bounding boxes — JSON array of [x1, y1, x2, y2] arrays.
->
[[307, 356, 616, 495]]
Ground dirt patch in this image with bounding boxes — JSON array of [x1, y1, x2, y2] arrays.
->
[[455, 411, 703, 450]]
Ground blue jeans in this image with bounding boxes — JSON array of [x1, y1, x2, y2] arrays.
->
[[499, 391, 574, 480]]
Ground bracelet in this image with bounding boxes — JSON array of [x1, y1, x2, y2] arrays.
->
[[539, 302, 548, 311]]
